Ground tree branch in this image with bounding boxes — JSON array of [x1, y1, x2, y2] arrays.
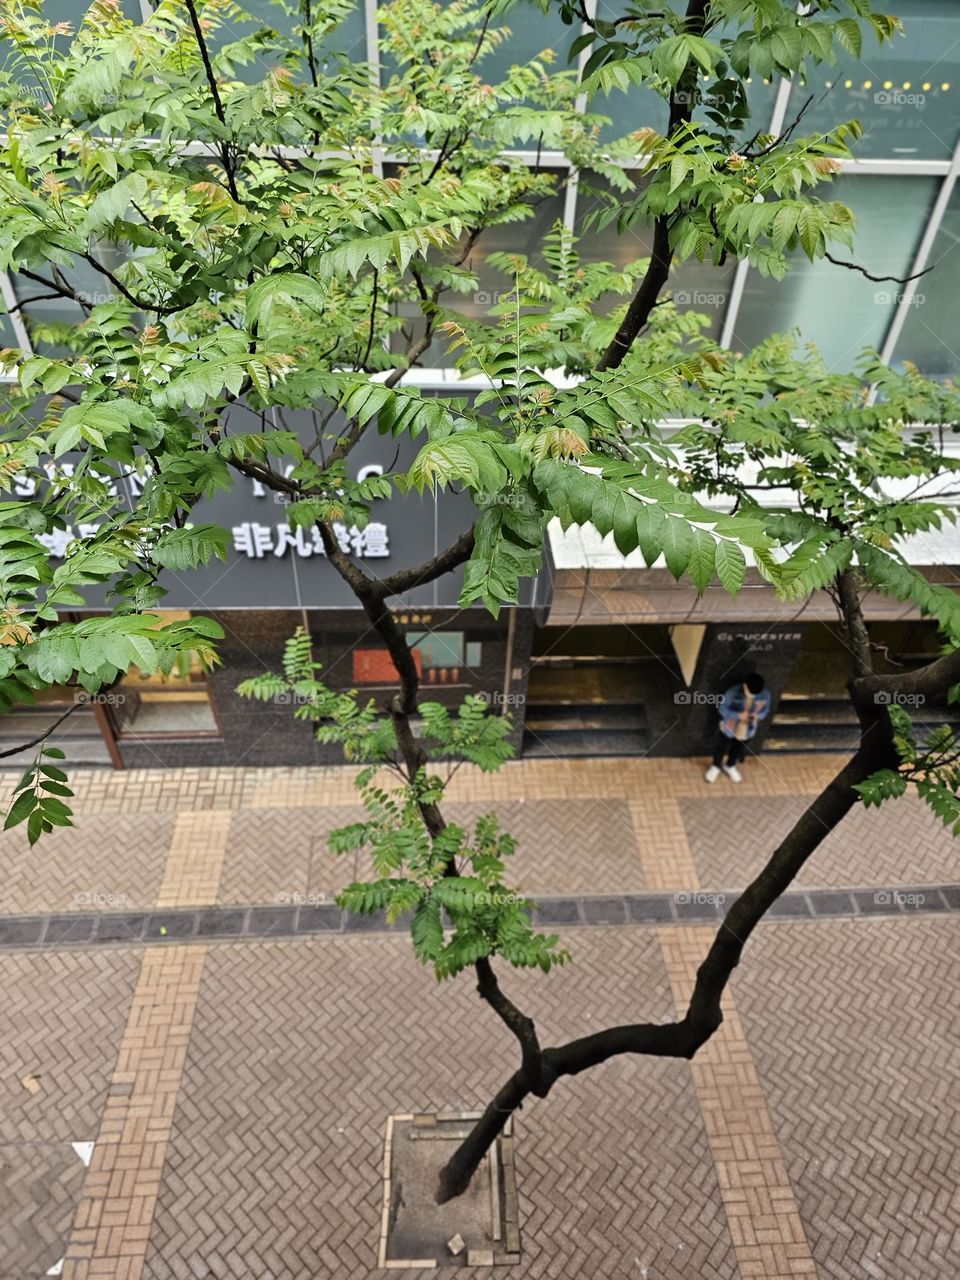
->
[[597, 0, 711, 371], [823, 252, 933, 286], [80, 252, 169, 314], [301, 0, 319, 88], [858, 646, 960, 702], [183, 0, 241, 203], [744, 93, 814, 158], [374, 525, 476, 599], [437, 737, 891, 1203], [0, 701, 82, 759], [474, 957, 545, 1092], [837, 568, 873, 680], [18, 267, 92, 316], [5, 290, 63, 313]]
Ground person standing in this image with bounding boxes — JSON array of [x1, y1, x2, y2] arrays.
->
[[704, 672, 771, 783]]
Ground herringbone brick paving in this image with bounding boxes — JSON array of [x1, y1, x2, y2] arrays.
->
[[0, 951, 140, 1146], [733, 917, 960, 1280], [61, 948, 208, 1280], [0, 753, 856, 820], [145, 932, 740, 1280], [1, 754, 957, 1278], [0, 1143, 87, 1279], [0, 814, 175, 916], [8, 754, 951, 919], [681, 794, 959, 892], [0, 951, 140, 1278], [224, 806, 364, 905]]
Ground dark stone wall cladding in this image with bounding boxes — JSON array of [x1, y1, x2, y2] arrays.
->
[[118, 607, 521, 768]]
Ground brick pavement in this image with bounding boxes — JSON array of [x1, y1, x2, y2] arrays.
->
[[61, 948, 208, 1280], [144, 933, 741, 1280], [0, 951, 141, 1279], [0, 754, 957, 1278], [4, 753, 954, 912]]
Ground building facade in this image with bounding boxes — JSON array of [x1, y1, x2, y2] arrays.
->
[[2, 1, 959, 766]]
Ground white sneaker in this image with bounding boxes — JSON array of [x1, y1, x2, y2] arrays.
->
[[722, 765, 743, 783], [704, 765, 721, 783]]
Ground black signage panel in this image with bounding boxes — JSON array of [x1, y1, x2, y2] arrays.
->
[[29, 397, 544, 611]]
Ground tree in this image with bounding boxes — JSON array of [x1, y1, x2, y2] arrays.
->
[[1, 0, 954, 1212]]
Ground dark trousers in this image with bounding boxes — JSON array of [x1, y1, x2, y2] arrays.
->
[[713, 733, 747, 768]]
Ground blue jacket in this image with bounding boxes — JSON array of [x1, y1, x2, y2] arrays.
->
[[718, 684, 771, 740]]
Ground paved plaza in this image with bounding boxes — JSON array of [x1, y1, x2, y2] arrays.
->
[[0, 753, 957, 1279]]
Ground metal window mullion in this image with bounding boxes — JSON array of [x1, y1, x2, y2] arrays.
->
[[1, 273, 33, 355], [365, 0, 384, 178], [876, 136, 960, 373], [563, 0, 597, 232], [719, 259, 750, 350], [720, 73, 793, 349]]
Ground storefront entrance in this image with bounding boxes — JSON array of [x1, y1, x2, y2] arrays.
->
[[522, 624, 683, 757], [769, 620, 954, 752]]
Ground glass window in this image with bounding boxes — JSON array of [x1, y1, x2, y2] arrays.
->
[[575, 174, 736, 340], [202, 1, 367, 82], [0, 686, 114, 766], [783, 0, 960, 160], [114, 612, 220, 737], [473, 1, 576, 89], [591, 73, 778, 145], [40, 1, 145, 23], [10, 244, 131, 355], [729, 175, 939, 369], [388, 169, 567, 364], [587, 8, 779, 142], [892, 181, 960, 379], [0, 304, 18, 351]]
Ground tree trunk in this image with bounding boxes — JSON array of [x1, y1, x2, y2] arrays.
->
[[436, 1071, 530, 1204], [435, 735, 890, 1201]]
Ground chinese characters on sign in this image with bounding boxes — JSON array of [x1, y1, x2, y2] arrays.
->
[[38, 525, 102, 558], [27, 463, 391, 562], [231, 521, 390, 559]]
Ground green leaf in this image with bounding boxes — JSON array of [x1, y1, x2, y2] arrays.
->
[[714, 540, 746, 595], [635, 503, 665, 566], [4, 789, 37, 830], [245, 272, 328, 327], [153, 525, 229, 572], [686, 528, 716, 592], [83, 171, 148, 235], [661, 517, 694, 579], [411, 896, 444, 962], [40, 779, 74, 797]]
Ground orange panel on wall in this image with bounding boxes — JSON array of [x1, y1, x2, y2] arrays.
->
[[352, 648, 423, 684]]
